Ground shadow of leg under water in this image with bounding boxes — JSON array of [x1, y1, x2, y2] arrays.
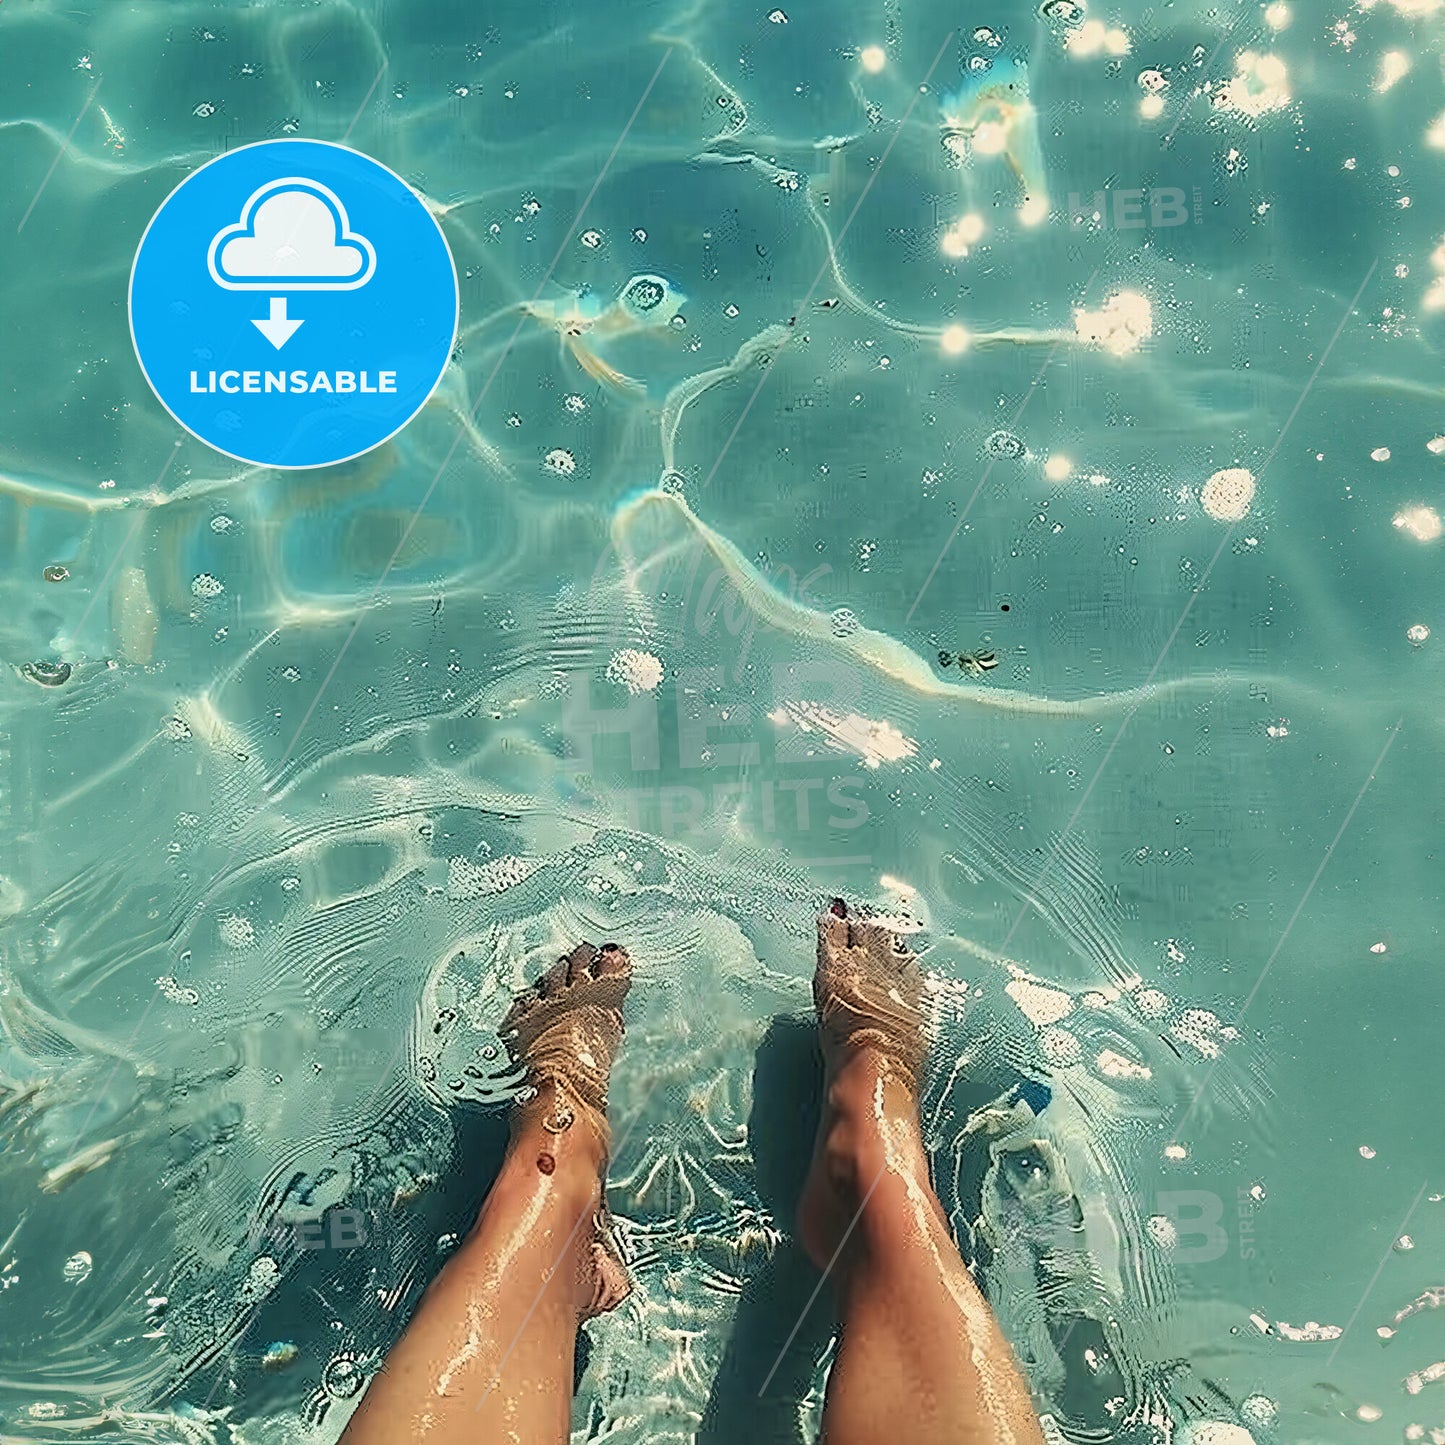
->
[[697, 1015, 834, 1445]]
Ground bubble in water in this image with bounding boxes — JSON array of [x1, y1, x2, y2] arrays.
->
[[986, 430, 1026, 459], [210, 514, 234, 533], [43, 564, 69, 582], [1074, 291, 1153, 355], [156, 975, 200, 1005], [660, 469, 686, 495], [563, 393, 588, 415], [322, 1354, 365, 1399], [1146, 1215, 1177, 1249], [1407, 623, 1430, 644], [579, 229, 603, 249], [1138, 68, 1168, 92], [624, 276, 668, 314], [21, 661, 71, 687], [262, 1340, 299, 1371], [1240, 1395, 1277, 1430], [219, 914, 256, 948], [191, 573, 224, 599], [769, 7, 788, 20], [161, 715, 191, 741], [830, 607, 859, 638], [1039, 0, 1085, 24], [543, 448, 577, 477], [62, 1251, 92, 1284], [606, 648, 664, 694], [973, 26, 1002, 46], [1201, 467, 1256, 521], [1135, 988, 1169, 1018]]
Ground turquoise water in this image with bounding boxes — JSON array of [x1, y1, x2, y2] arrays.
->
[[2, 0, 1443, 1440]]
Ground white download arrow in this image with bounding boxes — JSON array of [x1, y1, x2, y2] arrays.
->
[[252, 296, 303, 349]]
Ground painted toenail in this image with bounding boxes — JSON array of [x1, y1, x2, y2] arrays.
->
[[829, 897, 848, 917], [600, 942, 622, 954]]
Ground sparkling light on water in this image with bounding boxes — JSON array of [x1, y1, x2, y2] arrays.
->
[[1201, 467, 1257, 521], [1393, 506, 1442, 542]]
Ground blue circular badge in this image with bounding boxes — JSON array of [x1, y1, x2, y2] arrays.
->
[[129, 139, 458, 470]]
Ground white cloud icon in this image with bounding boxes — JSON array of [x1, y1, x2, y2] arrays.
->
[[208, 178, 376, 290]]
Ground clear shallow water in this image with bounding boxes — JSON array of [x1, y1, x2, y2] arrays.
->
[[2, 0, 1443, 1441]]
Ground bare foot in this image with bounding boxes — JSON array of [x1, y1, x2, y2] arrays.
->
[[499, 940, 633, 1319], [797, 902, 933, 1272]]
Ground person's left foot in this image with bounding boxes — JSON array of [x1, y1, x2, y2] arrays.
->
[[500, 940, 634, 1319], [797, 905, 934, 1273]]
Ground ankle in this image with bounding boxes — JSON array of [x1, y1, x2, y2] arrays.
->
[[821, 1055, 927, 1188], [506, 1084, 609, 1187]]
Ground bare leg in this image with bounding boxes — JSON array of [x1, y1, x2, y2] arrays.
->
[[340, 942, 633, 1445], [798, 905, 1046, 1445]]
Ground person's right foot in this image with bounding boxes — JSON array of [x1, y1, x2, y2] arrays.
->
[[796, 903, 934, 1272], [499, 940, 633, 1319]]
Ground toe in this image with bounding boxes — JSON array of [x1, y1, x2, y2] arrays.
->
[[539, 955, 573, 996], [586, 1241, 632, 1316], [595, 942, 631, 980], [818, 910, 849, 959], [853, 918, 902, 959], [566, 942, 599, 984]]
